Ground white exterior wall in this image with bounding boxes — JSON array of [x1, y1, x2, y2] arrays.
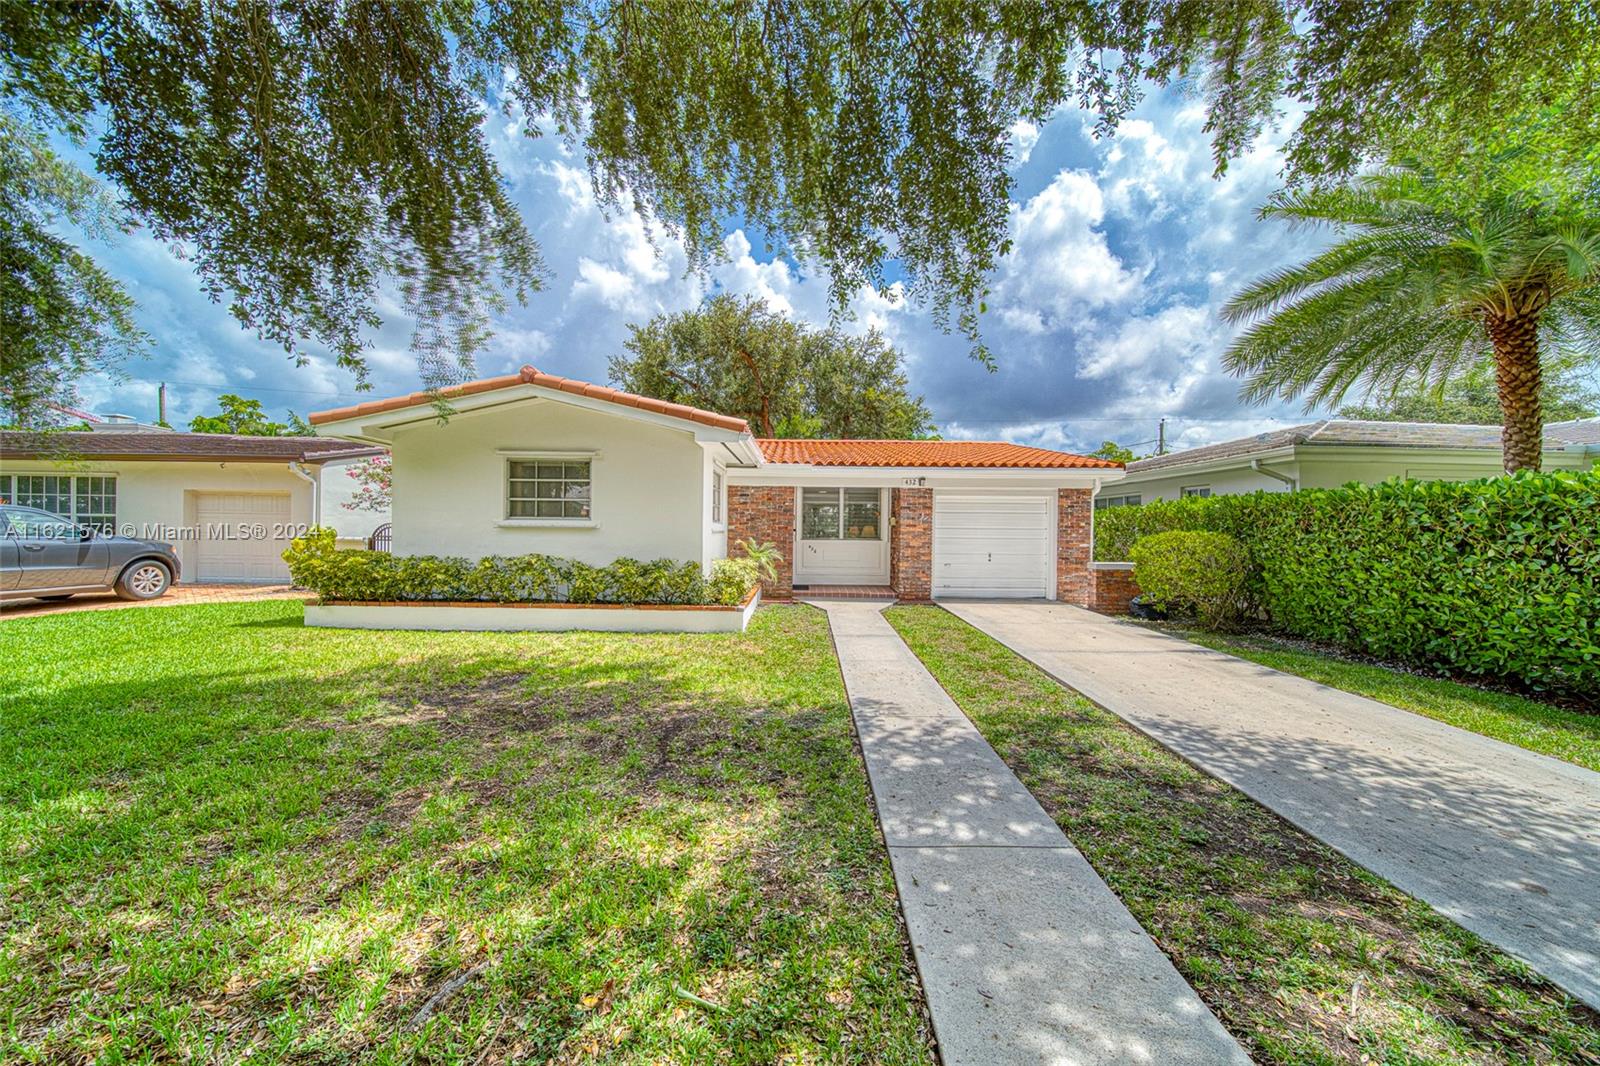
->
[[1114, 463, 1300, 503], [1, 458, 313, 582], [388, 400, 711, 565]]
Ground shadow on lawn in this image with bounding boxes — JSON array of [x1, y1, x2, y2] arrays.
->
[[2, 628, 929, 1065]]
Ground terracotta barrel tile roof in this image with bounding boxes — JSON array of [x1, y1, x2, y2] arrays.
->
[[756, 438, 1121, 469], [309, 365, 749, 433]]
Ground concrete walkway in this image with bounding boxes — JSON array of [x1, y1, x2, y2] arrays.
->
[[813, 600, 1248, 1066], [944, 601, 1600, 1011]]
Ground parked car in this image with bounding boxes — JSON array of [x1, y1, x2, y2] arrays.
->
[[1, 506, 181, 603]]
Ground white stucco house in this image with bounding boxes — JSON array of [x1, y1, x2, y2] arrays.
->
[[0, 431, 387, 583], [1102, 418, 1600, 508], [309, 365, 1132, 606]]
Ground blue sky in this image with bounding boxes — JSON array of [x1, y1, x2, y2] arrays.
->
[[68, 85, 1331, 454]]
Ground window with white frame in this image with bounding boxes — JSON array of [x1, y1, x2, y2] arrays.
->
[[801, 487, 881, 540], [711, 470, 724, 524], [1, 474, 118, 534], [506, 459, 591, 519], [1094, 493, 1142, 510], [1180, 485, 1212, 498]]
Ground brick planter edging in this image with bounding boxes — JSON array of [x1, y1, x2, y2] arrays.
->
[[1088, 561, 1140, 615]]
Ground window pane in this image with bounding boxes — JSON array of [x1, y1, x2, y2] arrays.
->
[[536, 462, 563, 479], [564, 462, 589, 479], [509, 461, 538, 480], [509, 499, 538, 517], [535, 500, 562, 518], [843, 489, 881, 540], [0, 475, 10, 503], [563, 500, 590, 518], [565, 482, 590, 500], [801, 488, 840, 539]]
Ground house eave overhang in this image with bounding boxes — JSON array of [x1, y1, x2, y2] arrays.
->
[[312, 383, 754, 446]]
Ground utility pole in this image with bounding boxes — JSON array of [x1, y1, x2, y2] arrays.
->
[[158, 383, 167, 426], [1157, 417, 1167, 456]]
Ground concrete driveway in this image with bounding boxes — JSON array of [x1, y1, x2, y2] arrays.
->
[[943, 600, 1600, 1011], [1, 584, 309, 620]]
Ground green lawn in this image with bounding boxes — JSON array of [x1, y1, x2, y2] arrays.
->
[[1155, 626, 1600, 773], [0, 602, 933, 1064], [887, 605, 1600, 1066]]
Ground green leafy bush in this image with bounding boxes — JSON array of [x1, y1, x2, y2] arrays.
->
[[283, 529, 760, 607], [1128, 530, 1253, 630], [1093, 471, 1600, 697]]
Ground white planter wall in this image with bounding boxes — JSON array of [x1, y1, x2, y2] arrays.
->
[[304, 590, 760, 633]]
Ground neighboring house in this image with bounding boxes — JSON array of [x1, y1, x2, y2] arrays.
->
[[0, 432, 386, 583], [310, 365, 1127, 603], [1105, 418, 1600, 506]]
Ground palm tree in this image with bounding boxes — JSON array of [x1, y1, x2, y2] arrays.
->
[[1222, 165, 1600, 472]]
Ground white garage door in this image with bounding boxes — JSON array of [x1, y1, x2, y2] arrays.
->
[[933, 493, 1053, 599], [195, 493, 292, 582]]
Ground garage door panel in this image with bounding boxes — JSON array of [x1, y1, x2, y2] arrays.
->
[[932, 492, 1052, 599], [195, 492, 292, 583]]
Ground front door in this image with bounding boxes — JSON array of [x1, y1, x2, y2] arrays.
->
[[795, 487, 890, 585]]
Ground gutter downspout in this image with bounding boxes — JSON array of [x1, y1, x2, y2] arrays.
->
[[1250, 458, 1297, 490], [288, 462, 320, 529]]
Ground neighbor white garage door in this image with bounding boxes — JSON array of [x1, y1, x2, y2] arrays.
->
[[195, 492, 292, 582], [932, 492, 1053, 599]]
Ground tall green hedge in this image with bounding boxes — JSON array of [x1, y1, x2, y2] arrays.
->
[[1094, 471, 1600, 697]]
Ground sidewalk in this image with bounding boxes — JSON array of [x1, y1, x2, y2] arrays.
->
[[813, 600, 1247, 1066]]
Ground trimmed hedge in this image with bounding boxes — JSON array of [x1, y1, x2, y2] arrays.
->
[[1094, 471, 1600, 697], [1129, 530, 1253, 630], [283, 528, 760, 607]]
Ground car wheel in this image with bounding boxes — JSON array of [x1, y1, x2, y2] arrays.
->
[[115, 561, 172, 601]]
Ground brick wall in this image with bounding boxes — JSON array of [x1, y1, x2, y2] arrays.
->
[[1089, 562, 1140, 614], [890, 487, 933, 602], [1055, 488, 1094, 607], [727, 485, 795, 600]]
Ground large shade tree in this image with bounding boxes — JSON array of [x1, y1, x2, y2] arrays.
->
[[610, 295, 934, 439], [4, 1, 1598, 421], [1223, 166, 1600, 472]]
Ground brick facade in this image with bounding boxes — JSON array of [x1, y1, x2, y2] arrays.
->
[[727, 485, 795, 600], [1055, 488, 1094, 607], [1089, 562, 1140, 614], [889, 487, 933, 602]]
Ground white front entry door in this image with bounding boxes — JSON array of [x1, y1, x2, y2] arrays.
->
[[794, 487, 890, 585], [932, 492, 1053, 598], [194, 492, 293, 582]]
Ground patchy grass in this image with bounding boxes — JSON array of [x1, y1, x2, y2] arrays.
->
[[1150, 625, 1600, 773], [0, 602, 932, 1064], [886, 605, 1600, 1066]]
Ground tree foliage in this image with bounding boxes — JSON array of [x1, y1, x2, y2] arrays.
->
[[0, 112, 147, 420], [5, 0, 1598, 419], [342, 454, 392, 513], [610, 294, 934, 439], [1090, 440, 1138, 463], [1339, 357, 1599, 425], [188, 394, 311, 436], [1223, 162, 1600, 471]]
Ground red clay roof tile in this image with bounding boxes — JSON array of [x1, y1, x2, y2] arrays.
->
[[308, 365, 749, 433], [755, 438, 1121, 469]]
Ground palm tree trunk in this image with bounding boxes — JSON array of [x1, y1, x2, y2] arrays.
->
[[1484, 313, 1543, 473]]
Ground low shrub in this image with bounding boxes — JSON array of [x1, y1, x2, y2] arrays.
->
[[1128, 530, 1253, 630], [283, 528, 761, 607], [1093, 471, 1600, 697]]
